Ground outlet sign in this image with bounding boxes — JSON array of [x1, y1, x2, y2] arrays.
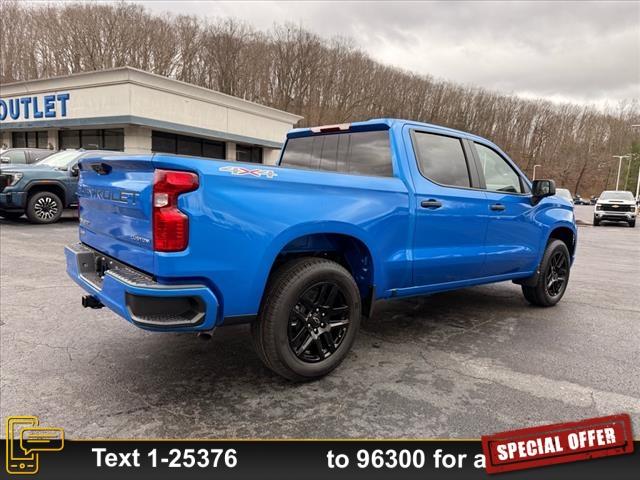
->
[[0, 93, 70, 122]]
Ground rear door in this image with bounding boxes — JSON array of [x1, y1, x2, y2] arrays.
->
[[77, 154, 156, 273], [470, 141, 540, 275], [404, 126, 488, 287]]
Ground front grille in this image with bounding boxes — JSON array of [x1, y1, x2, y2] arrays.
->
[[600, 204, 633, 212]]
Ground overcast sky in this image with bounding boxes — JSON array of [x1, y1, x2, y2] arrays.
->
[[139, 0, 639, 107]]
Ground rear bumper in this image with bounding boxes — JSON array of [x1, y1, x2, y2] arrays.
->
[[0, 191, 27, 210], [65, 242, 219, 331]]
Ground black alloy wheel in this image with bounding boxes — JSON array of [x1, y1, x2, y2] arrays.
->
[[251, 257, 361, 381], [288, 282, 351, 363], [545, 250, 568, 298], [521, 239, 570, 307]]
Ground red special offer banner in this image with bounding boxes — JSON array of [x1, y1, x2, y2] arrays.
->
[[481, 414, 634, 474]]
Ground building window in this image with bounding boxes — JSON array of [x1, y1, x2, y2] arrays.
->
[[12, 131, 49, 149], [236, 144, 263, 163], [103, 129, 125, 150], [151, 131, 176, 154], [58, 129, 123, 151], [151, 131, 226, 160], [203, 140, 225, 159]]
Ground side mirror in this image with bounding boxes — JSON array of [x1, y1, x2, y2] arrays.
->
[[531, 179, 555, 205], [70, 164, 80, 177]]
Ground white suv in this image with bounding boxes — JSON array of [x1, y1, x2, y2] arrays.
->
[[594, 190, 636, 227]]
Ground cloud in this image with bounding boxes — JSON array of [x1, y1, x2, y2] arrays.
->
[[140, 0, 640, 105]]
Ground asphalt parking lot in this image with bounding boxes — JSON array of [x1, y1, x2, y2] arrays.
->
[[1, 205, 639, 439]]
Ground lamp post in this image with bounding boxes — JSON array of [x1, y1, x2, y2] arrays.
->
[[532, 164, 541, 180], [623, 154, 633, 190], [632, 125, 640, 200], [612, 155, 630, 190]]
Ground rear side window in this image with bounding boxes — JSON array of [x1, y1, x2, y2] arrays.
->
[[280, 130, 393, 177], [412, 132, 470, 188]]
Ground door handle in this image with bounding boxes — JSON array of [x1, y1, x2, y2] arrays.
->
[[421, 199, 442, 209], [490, 203, 506, 211]]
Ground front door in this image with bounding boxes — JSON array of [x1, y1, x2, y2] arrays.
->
[[471, 141, 540, 276]]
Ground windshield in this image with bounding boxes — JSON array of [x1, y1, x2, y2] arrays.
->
[[599, 191, 634, 201], [36, 150, 80, 169], [556, 188, 572, 201]]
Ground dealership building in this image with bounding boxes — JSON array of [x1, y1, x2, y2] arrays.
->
[[0, 67, 302, 164]]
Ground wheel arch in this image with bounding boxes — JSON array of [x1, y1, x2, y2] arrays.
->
[[26, 181, 67, 206], [547, 225, 576, 258], [256, 223, 378, 317]]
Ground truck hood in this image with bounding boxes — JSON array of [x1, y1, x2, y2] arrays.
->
[[596, 199, 635, 206]]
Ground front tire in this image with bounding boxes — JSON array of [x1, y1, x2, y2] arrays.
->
[[251, 257, 361, 381], [593, 216, 600, 226], [522, 239, 570, 307], [26, 191, 63, 224], [629, 220, 636, 228]]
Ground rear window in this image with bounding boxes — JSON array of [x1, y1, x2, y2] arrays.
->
[[280, 130, 393, 177]]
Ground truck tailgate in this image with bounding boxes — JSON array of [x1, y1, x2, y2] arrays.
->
[[77, 155, 155, 273]]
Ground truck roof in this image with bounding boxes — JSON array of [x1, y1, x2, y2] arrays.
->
[[287, 118, 490, 144]]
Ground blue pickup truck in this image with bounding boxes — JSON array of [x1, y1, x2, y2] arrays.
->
[[66, 119, 576, 381]]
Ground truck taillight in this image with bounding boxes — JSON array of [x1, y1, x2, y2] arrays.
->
[[153, 169, 199, 252]]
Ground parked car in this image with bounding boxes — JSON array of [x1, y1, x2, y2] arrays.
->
[[593, 190, 636, 227], [0, 149, 121, 224], [0, 148, 55, 165], [572, 195, 589, 205], [66, 119, 576, 381], [556, 188, 574, 205]]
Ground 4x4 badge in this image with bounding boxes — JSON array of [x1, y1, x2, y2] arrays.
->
[[219, 166, 277, 179]]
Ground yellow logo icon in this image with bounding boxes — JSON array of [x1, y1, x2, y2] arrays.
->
[[5, 416, 64, 475]]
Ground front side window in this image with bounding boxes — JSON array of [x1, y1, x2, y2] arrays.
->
[[280, 130, 393, 177], [413, 132, 470, 188], [475, 143, 523, 193]]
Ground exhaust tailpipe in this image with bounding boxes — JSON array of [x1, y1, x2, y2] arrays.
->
[[197, 332, 213, 340]]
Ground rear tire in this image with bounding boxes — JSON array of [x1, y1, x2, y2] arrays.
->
[[522, 239, 570, 307], [26, 191, 63, 224], [252, 257, 361, 381], [0, 210, 24, 221]]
